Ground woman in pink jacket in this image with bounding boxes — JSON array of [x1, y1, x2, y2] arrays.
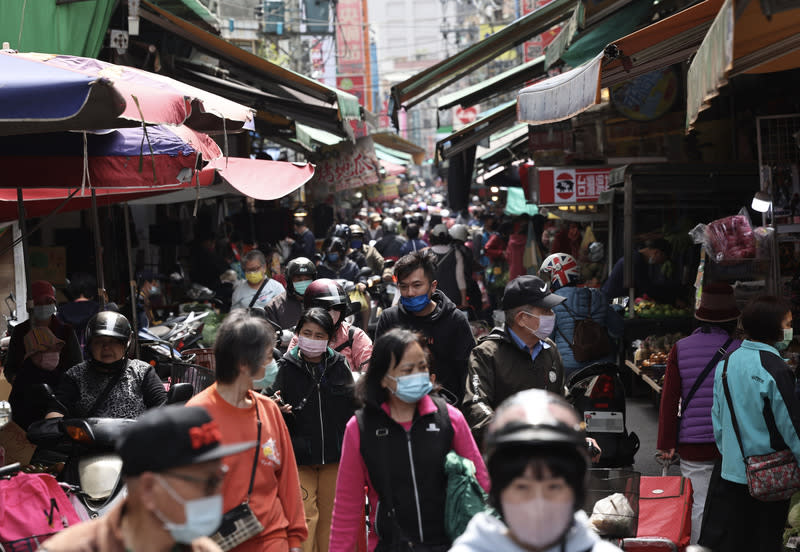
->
[[329, 328, 489, 552]]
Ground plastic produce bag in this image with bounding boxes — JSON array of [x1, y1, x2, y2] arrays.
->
[[589, 492, 636, 537], [689, 208, 757, 262]]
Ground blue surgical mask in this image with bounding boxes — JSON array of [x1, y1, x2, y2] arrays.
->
[[154, 476, 223, 544], [293, 280, 311, 296], [400, 293, 431, 313], [776, 328, 794, 351], [351, 239, 363, 249], [327, 253, 340, 263], [389, 372, 433, 403], [254, 360, 279, 390]]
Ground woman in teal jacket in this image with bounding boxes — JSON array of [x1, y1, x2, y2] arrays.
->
[[699, 295, 799, 552]]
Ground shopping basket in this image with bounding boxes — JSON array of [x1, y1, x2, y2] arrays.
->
[[584, 468, 640, 538], [170, 363, 215, 395], [182, 348, 215, 372]]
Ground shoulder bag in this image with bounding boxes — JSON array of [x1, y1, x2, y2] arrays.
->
[[721, 356, 800, 501], [211, 404, 265, 550]]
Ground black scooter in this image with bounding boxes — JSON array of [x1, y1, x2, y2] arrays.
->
[[566, 362, 640, 468]]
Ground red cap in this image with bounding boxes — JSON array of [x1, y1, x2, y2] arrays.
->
[[31, 281, 56, 305]]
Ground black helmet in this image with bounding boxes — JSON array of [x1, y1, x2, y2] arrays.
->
[[303, 278, 349, 312], [327, 237, 347, 254], [332, 224, 352, 241], [485, 389, 588, 507], [382, 217, 399, 234], [85, 311, 132, 349], [286, 257, 317, 280]]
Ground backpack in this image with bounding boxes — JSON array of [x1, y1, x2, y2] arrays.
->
[[556, 290, 611, 362]]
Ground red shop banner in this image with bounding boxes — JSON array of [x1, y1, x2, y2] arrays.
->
[[314, 137, 381, 192], [537, 167, 611, 204]]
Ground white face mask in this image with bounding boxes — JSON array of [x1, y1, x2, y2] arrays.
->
[[521, 312, 556, 340], [298, 335, 328, 356], [503, 497, 573, 549], [39, 351, 60, 371], [154, 475, 224, 544], [32, 304, 57, 321]]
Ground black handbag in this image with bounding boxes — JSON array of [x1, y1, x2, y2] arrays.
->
[[210, 405, 264, 550]]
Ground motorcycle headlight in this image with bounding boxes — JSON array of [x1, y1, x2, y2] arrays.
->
[[78, 454, 123, 500]]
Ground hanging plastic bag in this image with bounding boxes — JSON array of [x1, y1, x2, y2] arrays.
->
[[689, 207, 757, 262]]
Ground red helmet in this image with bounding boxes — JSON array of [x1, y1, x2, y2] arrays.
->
[[303, 278, 349, 311]]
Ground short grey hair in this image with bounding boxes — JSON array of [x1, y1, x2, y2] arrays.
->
[[214, 310, 274, 383], [242, 249, 266, 268]]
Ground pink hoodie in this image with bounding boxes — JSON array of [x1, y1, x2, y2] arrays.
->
[[506, 233, 528, 281], [329, 395, 490, 552]]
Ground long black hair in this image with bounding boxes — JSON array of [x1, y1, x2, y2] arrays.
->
[[358, 328, 429, 408]]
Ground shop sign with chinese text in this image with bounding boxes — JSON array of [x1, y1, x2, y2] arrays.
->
[[537, 167, 611, 204], [314, 137, 380, 192]]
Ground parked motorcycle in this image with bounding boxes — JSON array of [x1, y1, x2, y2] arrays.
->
[[566, 362, 640, 468], [0, 293, 19, 369]]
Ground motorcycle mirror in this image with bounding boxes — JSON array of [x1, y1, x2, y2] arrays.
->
[[358, 267, 373, 278], [0, 400, 10, 429], [167, 383, 194, 404]]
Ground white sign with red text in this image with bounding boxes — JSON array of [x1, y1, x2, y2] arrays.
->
[[537, 167, 611, 204]]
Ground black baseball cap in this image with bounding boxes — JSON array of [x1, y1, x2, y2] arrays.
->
[[501, 275, 566, 310], [118, 405, 256, 476]]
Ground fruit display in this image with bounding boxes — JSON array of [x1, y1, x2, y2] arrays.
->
[[630, 297, 692, 318], [632, 333, 686, 388]]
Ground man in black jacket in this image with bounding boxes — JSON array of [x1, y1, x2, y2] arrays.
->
[[375, 250, 475, 403]]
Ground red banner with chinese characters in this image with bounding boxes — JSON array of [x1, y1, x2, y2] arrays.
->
[[522, 0, 562, 62], [314, 137, 380, 192], [537, 167, 611, 204], [336, 0, 366, 106]]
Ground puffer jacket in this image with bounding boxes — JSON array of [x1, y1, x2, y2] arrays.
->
[[552, 286, 623, 377], [274, 346, 357, 465]]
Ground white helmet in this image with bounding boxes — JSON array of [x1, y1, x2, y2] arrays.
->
[[448, 224, 469, 242]]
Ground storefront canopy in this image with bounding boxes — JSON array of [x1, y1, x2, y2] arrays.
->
[[518, 0, 722, 125], [686, 0, 800, 129], [437, 101, 518, 162], [139, 1, 361, 132], [475, 124, 530, 171], [390, 0, 579, 126], [370, 132, 427, 165]]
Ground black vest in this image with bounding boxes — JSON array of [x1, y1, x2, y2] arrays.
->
[[432, 248, 460, 306], [357, 396, 454, 549]]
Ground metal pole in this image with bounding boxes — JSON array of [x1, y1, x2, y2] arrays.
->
[[16, 188, 31, 313], [90, 189, 106, 308], [123, 203, 140, 357]]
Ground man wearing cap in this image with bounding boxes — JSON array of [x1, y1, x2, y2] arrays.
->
[[4, 280, 81, 386], [463, 275, 566, 445], [39, 405, 255, 552]]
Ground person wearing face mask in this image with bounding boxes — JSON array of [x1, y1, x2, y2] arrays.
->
[[698, 295, 800, 552], [462, 275, 566, 445], [231, 250, 286, 311], [45, 312, 167, 420], [4, 280, 81, 385], [329, 328, 488, 552], [347, 224, 385, 276], [601, 237, 683, 303], [317, 237, 361, 283], [265, 257, 317, 337], [272, 308, 356, 552], [137, 270, 164, 330], [39, 404, 255, 552], [451, 389, 622, 552], [8, 327, 67, 430], [287, 279, 373, 373], [375, 250, 475, 404], [188, 310, 308, 552]]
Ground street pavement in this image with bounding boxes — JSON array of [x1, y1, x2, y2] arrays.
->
[[625, 396, 682, 477]]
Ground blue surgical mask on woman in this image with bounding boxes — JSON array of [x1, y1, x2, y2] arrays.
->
[[253, 360, 279, 390], [154, 476, 224, 544], [351, 239, 363, 249], [400, 293, 431, 313], [776, 328, 794, 351], [389, 372, 433, 403]]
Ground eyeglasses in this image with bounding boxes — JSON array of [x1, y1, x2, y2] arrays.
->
[[162, 464, 229, 495]]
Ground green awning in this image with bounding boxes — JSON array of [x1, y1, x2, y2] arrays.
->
[[295, 124, 346, 150], [505, 187, 539, 216], [390, 0, 579, 125], [1, 0, 116, 57], [437, 56, 545, 111], [436, 100, 518, 161], [375, 146, 412, 166], [476, 124, 529, 164]]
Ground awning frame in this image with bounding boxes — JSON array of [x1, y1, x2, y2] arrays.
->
[[436, 101, 518, 162]]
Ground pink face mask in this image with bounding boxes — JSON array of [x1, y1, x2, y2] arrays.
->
[[298, 336, 328, 356], [39, 351, 60, 371]]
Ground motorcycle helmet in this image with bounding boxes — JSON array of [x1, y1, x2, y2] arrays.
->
[[485, 388, 588, 508], [186, 284, 215, 302], [304, 278, 350, 326], [539, 253, 580, 291], [331, 223, 352, 242], [286, 257, 317, 295], [85, 311, 132, 350], [381, 217, 399, 235], [588, 242, 604, 263], [349, 224, 365, 238], [448, 224, 469, 243]]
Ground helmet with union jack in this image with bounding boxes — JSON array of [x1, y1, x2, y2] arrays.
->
[[539, 253, 580, 291]]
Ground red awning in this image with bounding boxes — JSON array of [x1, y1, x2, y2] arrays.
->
[[380, 159, 407, 176], [206, 157, 315, 200]]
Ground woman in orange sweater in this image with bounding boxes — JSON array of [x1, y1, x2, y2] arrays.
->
[[188, 310, 307, 552]]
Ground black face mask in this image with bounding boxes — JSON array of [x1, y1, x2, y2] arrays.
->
[[89, 356, 127, 373]]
